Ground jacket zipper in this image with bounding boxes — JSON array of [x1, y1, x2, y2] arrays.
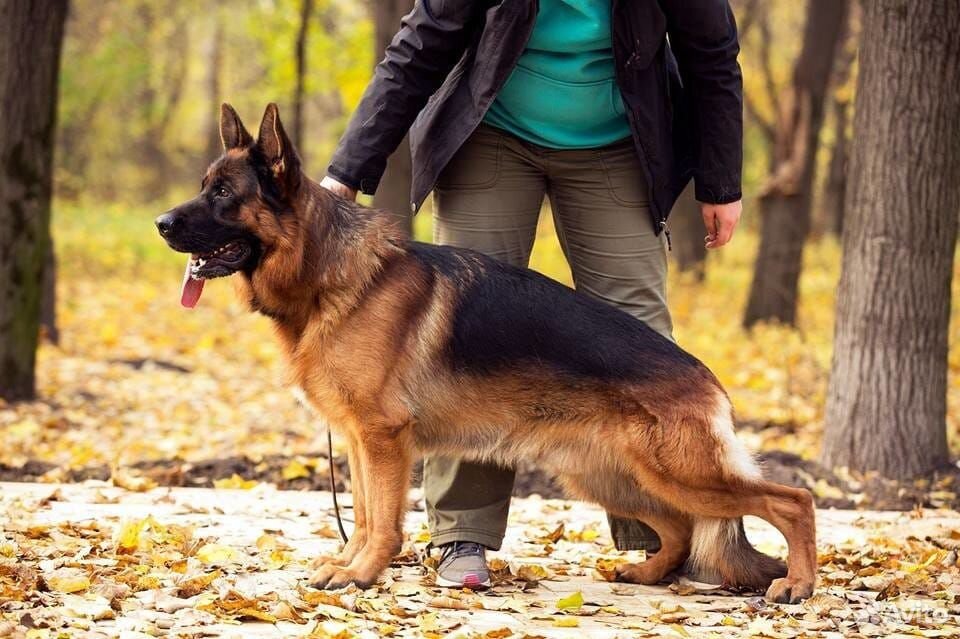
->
[[660, 220, 672, 251]]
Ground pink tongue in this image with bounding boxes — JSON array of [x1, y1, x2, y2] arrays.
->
[[180, 257, 204, 308]]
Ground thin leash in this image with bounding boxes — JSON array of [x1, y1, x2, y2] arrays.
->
[[327, 427, 350, 545], [327, 428, 432, 569]]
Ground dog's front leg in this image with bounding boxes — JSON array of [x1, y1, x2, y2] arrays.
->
[[308, 427, 412, 590], [309, 433, 368, 571]]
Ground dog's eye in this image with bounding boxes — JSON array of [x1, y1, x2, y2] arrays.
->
[[215, 187, 231, 199]]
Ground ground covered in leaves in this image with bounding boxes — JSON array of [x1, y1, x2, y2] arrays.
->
[[2, 482, 959, 638]]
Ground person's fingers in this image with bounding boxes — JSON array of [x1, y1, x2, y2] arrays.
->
[[320, 176, 358, 201], [702, 206, 718, 247], [703, 202, 742, 249], [706, 215, 730, 248], [715, 213, 735, 247]]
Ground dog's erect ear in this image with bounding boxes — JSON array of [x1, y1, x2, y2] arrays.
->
[[256, 103, 300, 184], [220, 103, 253, 151]]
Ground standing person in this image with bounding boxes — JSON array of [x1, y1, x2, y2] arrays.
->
[[322, 0, 743, 589]]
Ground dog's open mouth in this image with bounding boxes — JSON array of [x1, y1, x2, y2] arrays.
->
[[180, 241, 251, 308]]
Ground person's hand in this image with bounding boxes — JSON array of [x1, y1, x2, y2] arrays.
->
[[320, 175, 358, 201], [701, 200, 742, 249]]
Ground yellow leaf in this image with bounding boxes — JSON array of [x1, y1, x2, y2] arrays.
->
[[136, 574, 162, 590], [213, 474, 258, 490], [271, 600, 305, 623], [282, 459, 311, 480], [114, 518, 148, 553], [428, 596, 471, 610], [177, 569, 221, 597], [537, 524, 565, 544], [418, 612, 440, 633], [256, 533, 278, 551], [414, 528, 432, 543], [517, 564, 550, 583], [196, 543, 237, 564], [594, 557, 626, 582], [111, 468, 157, 492], [45, 568, 90, 593], [264, 548, 290, 570], [552, 617, 579, 627], [557, 591, 584, 611], [236, 607, 277, 622], [312, 523, 342, 539]]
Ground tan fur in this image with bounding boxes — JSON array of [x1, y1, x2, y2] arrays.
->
[[184, 106, 817, 602]]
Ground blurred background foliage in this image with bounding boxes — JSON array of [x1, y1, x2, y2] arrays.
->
[[55, 0, 814, 214], [56, 0, 372, 203], [4, 0, 958, 484]]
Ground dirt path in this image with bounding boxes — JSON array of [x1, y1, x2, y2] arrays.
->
[[1, 482, 958, 638]]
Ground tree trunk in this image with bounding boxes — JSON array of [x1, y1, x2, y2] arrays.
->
[[292, 0, 313, 156], [370, 0, 413, 234], [670, 183, 706, 281], [0, 0, 68, 401], [822, 96, 850, 237], [40, 249, 58, 345], [821, 9, 859, 237], [743, 0, 850, 327], [820, 0, 960, 479]]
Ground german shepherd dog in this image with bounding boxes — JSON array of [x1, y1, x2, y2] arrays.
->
[[156, 104, 817, 603]]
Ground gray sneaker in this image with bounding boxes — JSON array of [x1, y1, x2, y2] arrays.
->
[[435, 542, 491, 589]]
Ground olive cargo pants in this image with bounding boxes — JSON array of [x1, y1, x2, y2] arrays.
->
[[425, 124, 671, 552]]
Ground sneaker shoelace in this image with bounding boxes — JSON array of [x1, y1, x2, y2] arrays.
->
[[440, 541, 484, 564]]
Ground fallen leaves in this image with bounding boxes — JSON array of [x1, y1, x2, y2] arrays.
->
[[42, 568, 90, 594], [213, 475, 259, 490], [1, 483, 959, 637], [175, 569, 220, 597], [195, 543, 237, 565], [556, 590, 584, 611]]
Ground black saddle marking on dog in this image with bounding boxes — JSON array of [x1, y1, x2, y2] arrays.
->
[[407, 242, 704, 382]]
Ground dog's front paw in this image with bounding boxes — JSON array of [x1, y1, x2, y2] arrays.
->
[[309, 554, 347, 570], [765, 577, 814, 604], [307, 565, 376, 591]]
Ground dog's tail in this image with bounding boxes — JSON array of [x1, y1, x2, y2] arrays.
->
[[685, 518, 786, 591]]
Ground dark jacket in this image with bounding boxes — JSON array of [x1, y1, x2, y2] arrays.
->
[[327, 0, 742, 234]]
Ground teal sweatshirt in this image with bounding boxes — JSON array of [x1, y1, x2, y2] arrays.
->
[[483, 0, 631, 149]]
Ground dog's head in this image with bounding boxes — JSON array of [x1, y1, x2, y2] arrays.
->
[[156, 103, 302, 307]]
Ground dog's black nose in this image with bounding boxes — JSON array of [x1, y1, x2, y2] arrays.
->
[[155, 213, 181, 238]]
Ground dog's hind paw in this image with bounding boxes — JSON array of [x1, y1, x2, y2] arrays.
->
[[307, 565, 375, 591], [765, 577, 814, 604], [614, 561, 670, 585]]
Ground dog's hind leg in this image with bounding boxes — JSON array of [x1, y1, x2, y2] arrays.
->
[[613, 510, 692, 585], [624, 447, 815, 602], [309, 427, 414, 590], [559, 472, 691, 585], [310, 433, 368, 571]]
